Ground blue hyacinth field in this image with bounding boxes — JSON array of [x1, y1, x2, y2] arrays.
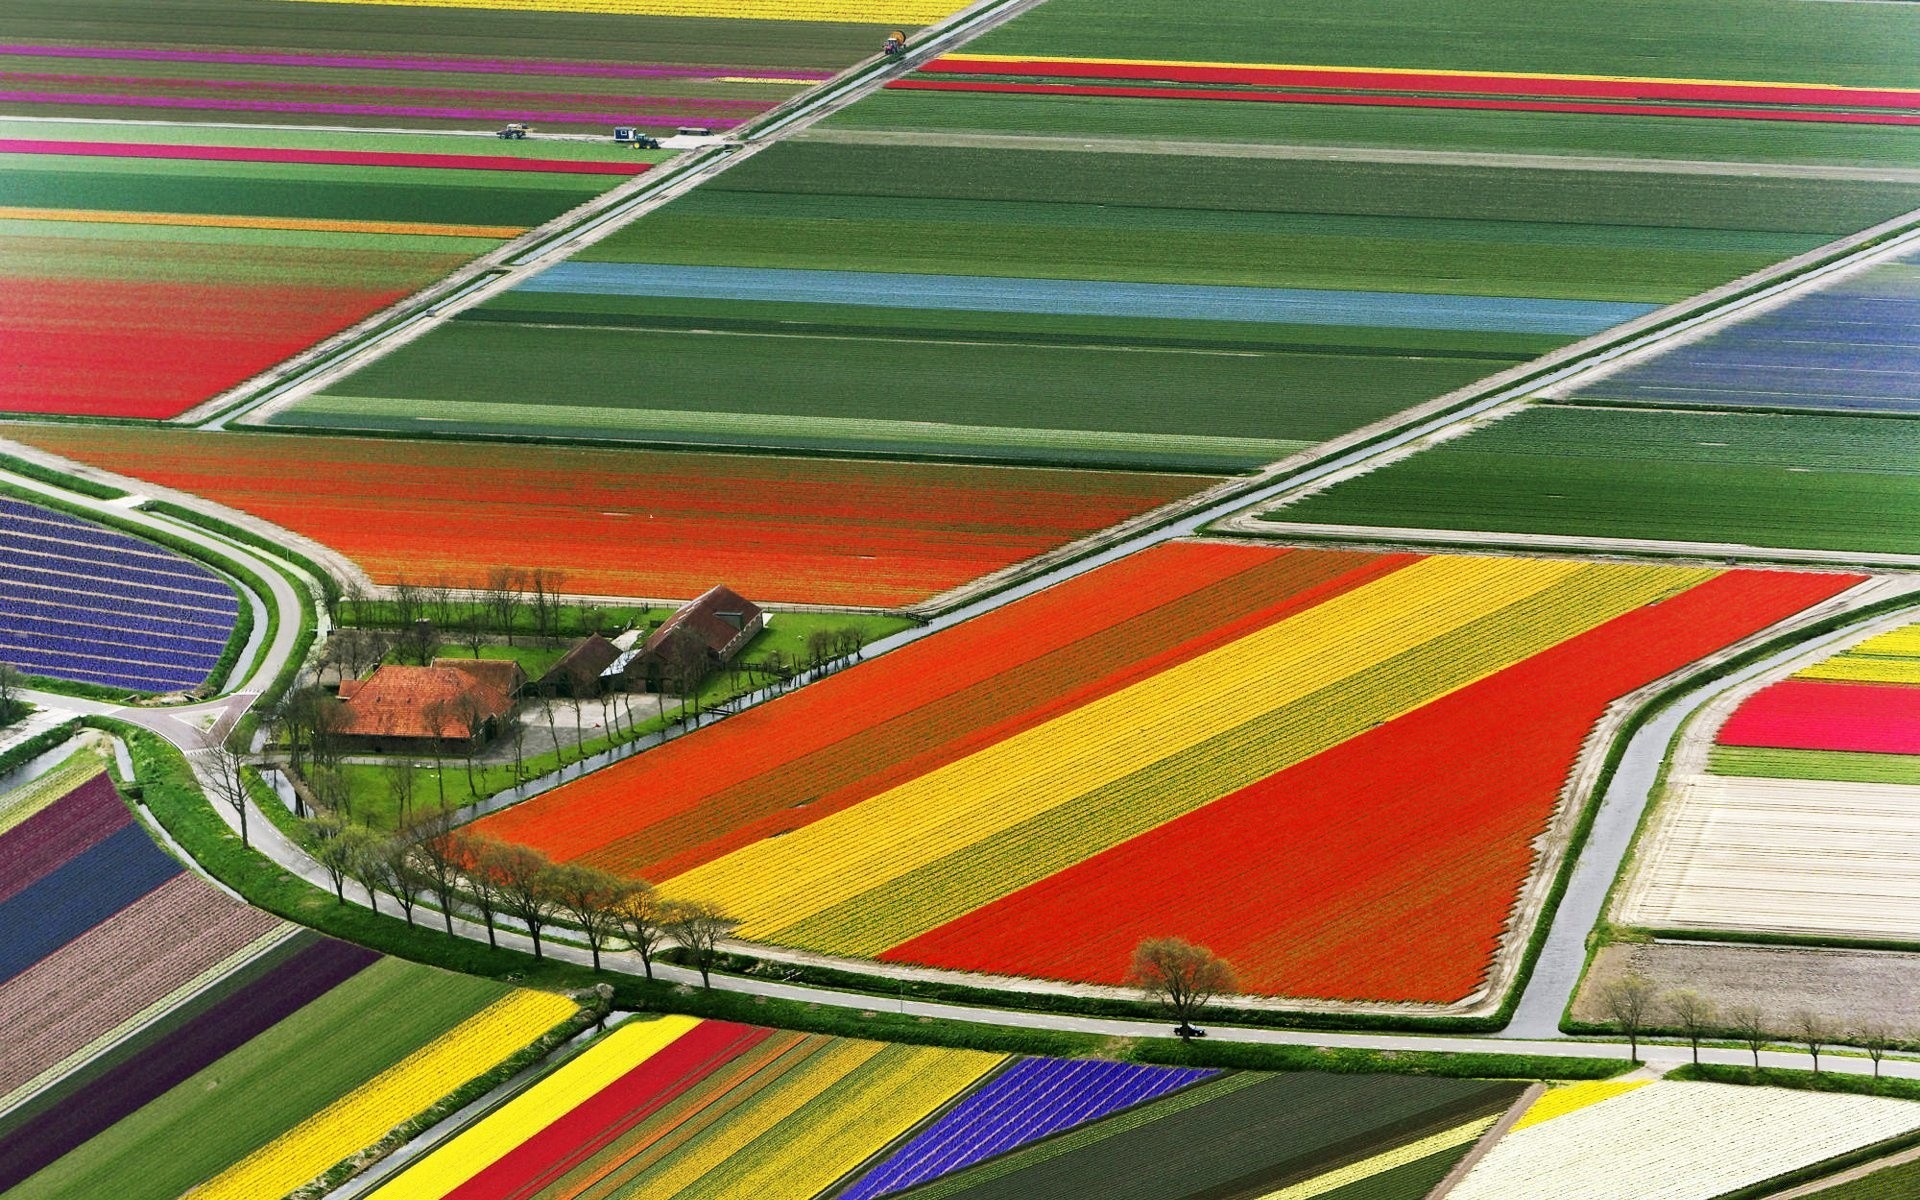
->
[[1566, 248, 1920, 415], [0, 497, 239, 693]]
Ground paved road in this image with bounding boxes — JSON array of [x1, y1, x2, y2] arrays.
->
[[800, 127, 1920, 183]]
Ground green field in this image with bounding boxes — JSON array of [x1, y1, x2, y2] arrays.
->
[[962, 0, 1920, 86], [1268, 406, 1920, 554], [0, 119, 672, 165], [823, 93, 1920, 168], [917, 1071, 1519, 1199], [1709, 746, 1920, 788], [1800, 1154, 1920, 1200], [11, 957, 506, 1200]]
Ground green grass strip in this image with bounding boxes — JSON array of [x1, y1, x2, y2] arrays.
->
[[287, 394, 1304, 469], [1707, 745, 1920, 786]]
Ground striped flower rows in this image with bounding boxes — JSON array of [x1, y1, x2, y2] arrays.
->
[[0, 764, 575, 1200], [374, 1022, 1524, 1199], [0, 498, 239, 693], [478, 543, 1856, 1001], [897, 55, 1920, 127], [1451, 1082, 1920, 1199]]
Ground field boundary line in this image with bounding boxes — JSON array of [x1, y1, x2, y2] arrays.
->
[[1424, 1083, 1544, 1200], [187, 0, 1048, 432], [1208, 521, 1920, 572], [907, 204, 1920, 618]]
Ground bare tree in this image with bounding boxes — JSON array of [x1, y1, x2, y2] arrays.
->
[[665, 900, 738, 987], [203, 741, 254, 848], [340, 577, 369, 626], [383, 836, 425, 926], [409, 811, 466, 935], [449, 690, 489, 794], [397, 618, 440, 666], [423, 698, 452, 811], [391, 576, 422, 630], [488, 842, 561, 958], [550, 863, 628, 971], [0, 661, 22, 721], [485, 566, 525, 645], [427, 578, 455, 628], [1855, 1022, 1898, 1082], [307, 813, 355, 901], [456, 831, 504, 947], [345, 829, 390, 910], [1600, 973, 1659, 1063], [460, 612, 487, 660], [1793, 1010, 1836, 1074], [384, 758, 420, 829], [616, 882, 669, 980], [1128, 937, 1237, 1040], [1729, 1004, 1771, 1070], [1665, 989, 1717, 1066], [507, 710, 528, 785]]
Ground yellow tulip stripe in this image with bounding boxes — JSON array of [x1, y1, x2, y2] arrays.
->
[[278, 0, 969, 23], [1257, 1115, 1498, 1200], [668, 1043, 1003, 1200], [0, 760, 104, 835], [665, 556, 1713, 947], [194, 989, 577, 1200], [586, 1037, 1001, 1200], [0, 206, 526, 238], [370, 1015, 699, 1200], [1798, 624, 1920, 686], [781, 561, 1712, 955], [1509, 1080, 1649, 1132]]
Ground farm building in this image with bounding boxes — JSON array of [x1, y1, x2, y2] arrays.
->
[[640, 585, 765, 690], [539, 633, 624, 698], [335, 658, 526, 753]]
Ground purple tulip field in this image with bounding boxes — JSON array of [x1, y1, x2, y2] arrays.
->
[[0, 497, 239, 693], [840, 1058, 1218, 1200]]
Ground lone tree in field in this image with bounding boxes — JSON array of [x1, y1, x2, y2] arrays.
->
[[665, 901, 738, 988], [1129, 938, 1237, 1040], [1728, 1004, 1772, 1070], [1793, 1010, 1837, 1074], [617, 882, 670, 980], [1665, 989, 1717, 1066], [1600, 973, 1658, 1063]]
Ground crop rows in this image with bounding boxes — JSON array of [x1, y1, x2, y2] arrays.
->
[[1452, 1081, 1920, 1200], [0, 498, 238, 692], [0, 768, 570, 1200], [9, 425, 1209, 607], [476, 544, 1851, 1000]]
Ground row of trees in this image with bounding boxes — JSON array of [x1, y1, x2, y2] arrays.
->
[[1600, 973, 1902, 1076], [332, 568, 582, 646], [305, 812, 739, 984]]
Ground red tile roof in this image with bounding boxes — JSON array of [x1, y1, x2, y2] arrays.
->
[[337, 658, 523, 740], [644, 585, 763, 661]]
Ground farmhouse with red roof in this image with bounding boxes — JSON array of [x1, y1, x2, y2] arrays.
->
[[336, 657, 526, 753]]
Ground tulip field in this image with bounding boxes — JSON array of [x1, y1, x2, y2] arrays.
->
[[470, 541, 1858, 1001], [0, 124, 641, 419], [0, 496, 240, 693], [0, 0, 911, 133], [1451, 1081, 1920, 1200], [5, 425, 1210, 607], [369, 1014, 1520, 1200], [0, 764, 577, 1200]]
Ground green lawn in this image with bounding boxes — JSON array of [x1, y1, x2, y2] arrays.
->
[[1268, 406, 1920, 555], [406, 641, 572, 680], [10, 957, 505, 1200], [1800, 1154, 1920, 1199]]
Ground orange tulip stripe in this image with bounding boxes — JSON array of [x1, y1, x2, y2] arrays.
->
[[472, 543, 1861, 1001]]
